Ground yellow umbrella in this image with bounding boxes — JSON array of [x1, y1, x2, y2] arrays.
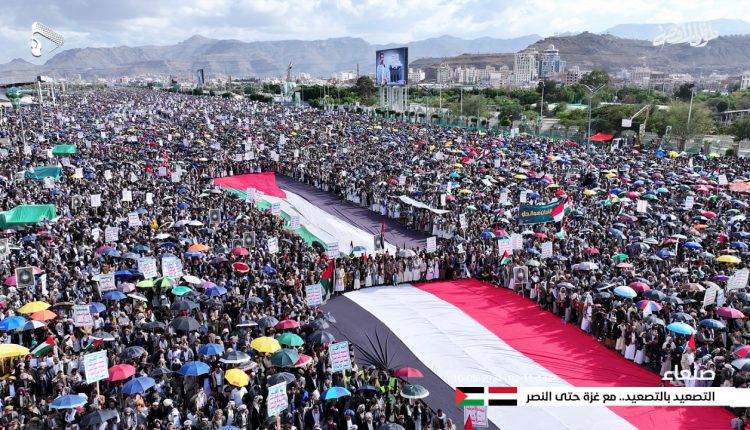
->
[[453, 163, 463, 168], [669, 151, 680, 158], [428, 145, 435, 151], [709, 152, 721, 158], [225, 368, 250, 386], [514, 174, 527, 180], [18, 301, 50, 314], [606, 172, 617, 178], [250, 336, 281, 354], [458, 189, 472, 194], [521, 161, 530, 167], [583, 189, 598, 196], [0, 344, 29, 358], [546, 183, 560, 189], [717, 255, 741, 264]]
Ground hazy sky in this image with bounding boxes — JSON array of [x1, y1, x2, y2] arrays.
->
[[2, 0, 749, 63]]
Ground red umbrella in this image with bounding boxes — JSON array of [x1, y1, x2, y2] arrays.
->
[[232, 262, 250, 273], [582, 248, 599, 255], [295, 353, 313, 367], [230, 247, 249, 256], [735, 345, 750, 358], [275, 319, 300, 330], [717, 307, 747, 319], [96, 245, 113, 254], [629, 282, 650, 293], [702, 211, 717, 219], [393, 367, 423, 378], [533, 233, 547, 240], [109, 364, 136, 382]]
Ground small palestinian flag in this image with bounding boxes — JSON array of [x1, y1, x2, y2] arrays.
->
[[456, 387, 518, 406], [500, 251, 511, 266], [83, 339, 103, 353], [31, 336, 56, 357]]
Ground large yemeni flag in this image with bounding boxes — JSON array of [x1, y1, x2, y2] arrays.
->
[[31, 336, 56, 357], [551, 199, 567, 222]]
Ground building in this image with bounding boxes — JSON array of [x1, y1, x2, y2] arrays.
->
[[741, 71, 750, 90], [538, 44, 566, 79], [408, 68, 425, 83], [332, 71, 357, 83], [488, 66, 513, 88], [629, 67, 651, 87], [437, 65, 451, 85], [514, 49, 539, 87]]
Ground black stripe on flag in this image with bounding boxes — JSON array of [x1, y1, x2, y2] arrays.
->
[[457, 387, 484, 394], [489, 399, 518, 406]]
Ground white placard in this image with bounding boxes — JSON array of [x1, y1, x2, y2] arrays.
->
[[73, 305, 94, 328], [267, 238, 279, 254], [459, 213, 467, 229], [137, 258, 159, 279], [271, 202, 281, 216], [104, 170, 112, 180], [499, 191, 509, 204], [636, 200, 648, 213], [511, 233, 523, 250], [104, 227, 119, 243], [146, 193, 153, 205], [161, 256, 183, 278], [127, 212, 142, 227], [464, 407, 489, 428], [83, 351, 109, 384], [97, 273, 116, 292], [43, 177, 55, 189], [290, 215, 300, 230], [718, 174, 728, 186], [158, 167, 167, 176], [426, 236, 437, 253], [498, 237, 513, 256], [684, 196, 694, 210], [90, 194, 102, 208], [541, 241, 553, 258], [122, 189, 132, 202], [246, 187, 257, 203], [519, 191, 528, 203], [329, 341, 352, 372], [728, 268, 749, 291], [327, 242, 339, 258], [703, 286, 720, 309], [305, 284, 323, 306], [171, 172, 181, 183], [266, 382, 288, 417]]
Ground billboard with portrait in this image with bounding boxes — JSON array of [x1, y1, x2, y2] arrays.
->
[[375, 47, 408, 87]]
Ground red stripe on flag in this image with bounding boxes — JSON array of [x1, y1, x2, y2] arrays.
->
[[488, 387, 517, 394]]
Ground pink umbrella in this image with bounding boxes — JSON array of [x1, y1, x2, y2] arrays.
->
[[3, 276, 16, 286], [96, 245, 113, 254], [583, 248, 600, 255], [629, 282, 650, 293], [717, 307, 747, 319], [275, 319, 300, 330], [295, 353, 313, 367], [232, 262, 250, 273], [230, 247, 249, 256], [702, 211, 717, 219]]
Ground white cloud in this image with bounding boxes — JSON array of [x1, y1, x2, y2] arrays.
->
[[0, 0, 748, 63]]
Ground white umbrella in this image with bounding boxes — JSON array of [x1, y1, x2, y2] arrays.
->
[[182, 275, 202, 285]]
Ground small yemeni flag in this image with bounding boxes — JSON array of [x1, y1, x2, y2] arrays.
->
[[349, 240, 355, 257], [500, 251, 511, 266], [381, 219, 386, 237], [456, 387, 518, 406], [687, 334, 696, 351], [551, 200, 567, 223], [83, 339, 103, 353], [320, 260, 335, 300], [464, 416, 474, 430], [31, 336, 56, 357]]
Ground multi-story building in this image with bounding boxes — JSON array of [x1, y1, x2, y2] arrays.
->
[[630, 66, 651, 87], [741, 71, 750, 90], [488, 66, 513, 88], [514, 49, 539, 87], [408, 68, 425, 83], [538, 44, 566, 79]]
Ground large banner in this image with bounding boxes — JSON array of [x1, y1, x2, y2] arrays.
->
[[518, 202, 562, 225], [375, 47, 408, 87]]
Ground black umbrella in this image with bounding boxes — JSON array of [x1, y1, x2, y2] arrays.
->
[[120, 346, 147, 360], [171, 300, 199, 311], [308, 319, 330, 330], [308, 330, 335, 344], [247, 296, 264, 305], [664, 295, 684, 305], [141, 321, 166, 331], [267, 372, 296, 386], [80, 409, 118, 426], [220, 350, 251, 364], [670, 312, 694, 323], [643, 290, 667, 301], [379, 424, 405, 430], [150, 367, 173, 377], [256, 316, 279, 329], [170, 316, 200, 332]]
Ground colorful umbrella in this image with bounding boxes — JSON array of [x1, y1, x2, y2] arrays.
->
[[109, 364, 136, 382], [225, 368, 250, 387], [277, 332, 304, 347], [250, 336, 281, 354]]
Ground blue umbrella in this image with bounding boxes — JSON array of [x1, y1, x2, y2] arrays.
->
[[22, 235, 37, 242], [177, 188, 188, 194], [159, 242, 175, 248], [89, 302, 106, 314], [135, 208, 148, 215], [205, 286, 228, 296], [103, 248, 121, 257], [178, 202, 190, 209], [699, 319, 725, 329], [50, 189, 63, 195], [0, 316, 27, 331], [84, 173, 96, 179], [134, 245, 150, 252], [219, 427, 240, 430], [122, 377, 156, 395], [263, 265, 277, 274], [185, 251, 203, 257], [656, 249, 676, 258], [683, 242, 702, 250], [179, 361, 210, 376], [321, 386, 352, 400], [527, 192, 540, 199], [353, 246, 366, 252], [198, 343, 225, 356], [613, 286, 637, 298], [102, 291, 127, 301], [479, 231, 495, 239], [667, 322, 696, 335], [608, 228, 624, 237], [731, 242, 748, 249], [49, 394, 87, 409]]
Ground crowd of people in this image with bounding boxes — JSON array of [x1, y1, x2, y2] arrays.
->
[[0, 88, 747, 429]]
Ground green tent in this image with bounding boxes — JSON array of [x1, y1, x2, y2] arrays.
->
[[0, 205, 58, 229], [51, 145, 77, 156], [25, 166, 63, 181]]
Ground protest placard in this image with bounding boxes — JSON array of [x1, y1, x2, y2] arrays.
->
[[305, 284, 323, 306], [73, 305, 94, 327], [137, 258, 159, 279], [83, 351, 108, 384], [266, 382, 288, 417], [426, 236, 437, 253], [267, 238, 279, 254], [329, 341, 352, 372]]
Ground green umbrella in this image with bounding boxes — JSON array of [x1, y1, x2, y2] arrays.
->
[[277, 332, 304, 347], [154, 277, 176, 288], [136, 280, 154, 288], [400, 384, 429, 399], [171, 286, 193, 296], [612, 254, 629, 262], [642, 194, 657, 200], [270, 349, 299, 367], [466, 205, 477, 211]]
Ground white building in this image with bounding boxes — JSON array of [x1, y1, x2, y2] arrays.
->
[[408, 68, 425, 83], [741, 71, 750, 90], [514, 49, 538, 87]]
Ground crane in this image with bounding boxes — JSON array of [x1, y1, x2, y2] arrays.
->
[[621, 104, 652, 149]]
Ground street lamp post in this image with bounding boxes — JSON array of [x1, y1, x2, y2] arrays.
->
[[583, 83, 605, 152], [687, 83, 696, 133], [538, 80, 545, 134]]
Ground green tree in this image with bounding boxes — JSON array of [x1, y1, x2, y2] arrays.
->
[[673, 83, 695, 102], [664, 101, 716, 139], [579, 70, 610, 88], [730, 117, 750, 140], [354, 76, 375, 99]]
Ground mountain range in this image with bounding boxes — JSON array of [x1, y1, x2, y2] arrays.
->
[[0, 34, 541, 81]]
